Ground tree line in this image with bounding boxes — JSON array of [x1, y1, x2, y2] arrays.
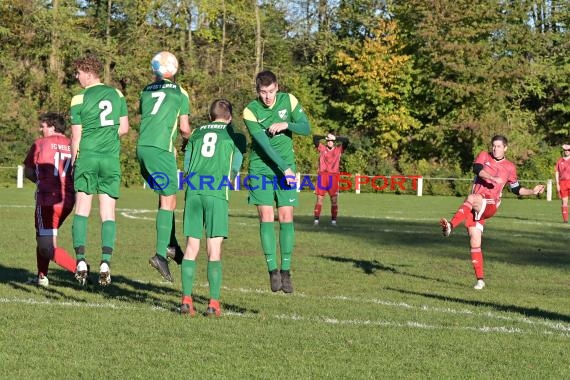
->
[[1, 0, 568, 190]]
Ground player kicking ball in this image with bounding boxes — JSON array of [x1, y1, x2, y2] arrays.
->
[[440, 135, 544, 290]]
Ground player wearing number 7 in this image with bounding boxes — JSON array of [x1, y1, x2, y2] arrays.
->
[[137, 51, 191, 282], [70, 54, 130, 286], [23, 113, 77, 287]]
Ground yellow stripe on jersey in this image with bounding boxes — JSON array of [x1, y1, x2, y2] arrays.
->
[[289, 93, 299, 110], [70, 94, 84, 107], [243, 107, 257, 122], [114, 88, 125, 98]]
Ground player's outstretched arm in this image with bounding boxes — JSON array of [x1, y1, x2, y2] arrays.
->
[[313, 135, 323, 148]]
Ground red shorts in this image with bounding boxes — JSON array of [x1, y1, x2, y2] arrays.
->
[[315, 173, 339, 197], [35, 203, 74, 237], [464, 195, 497, 231], [559, 179, 570, 198]]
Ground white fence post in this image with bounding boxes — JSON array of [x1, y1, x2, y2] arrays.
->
[[17, 165, 24, 188], [234, 175, 240, 191], [546, 179, 552, 202], [296, 172, 301, 192], [355, 173, 360, 194], [417, 177, 423, 197]]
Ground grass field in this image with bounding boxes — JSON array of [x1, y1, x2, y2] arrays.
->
[[0, 186, 569, 379]]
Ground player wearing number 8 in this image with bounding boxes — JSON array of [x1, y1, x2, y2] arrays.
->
[[137, 51, 191, 282], [70, 54, 130, 286], [179, 99, 245, 316]]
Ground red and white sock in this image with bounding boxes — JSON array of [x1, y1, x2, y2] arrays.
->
[[470, 247, 484, 280], [450, 201, 473, 228], [53, 247, 78, 273]]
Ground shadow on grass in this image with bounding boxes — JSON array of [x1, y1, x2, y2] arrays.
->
[[387, 287, 570, 323], [290, 214, 570, 268], [319, 255, 465, 287], [0, 264, 257, 316]]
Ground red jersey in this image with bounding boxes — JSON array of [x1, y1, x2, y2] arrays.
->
[[471, 151, 519, 204], [556, 157, 570, 180], [24, 135, 75, 206], [317, 144, 344, 174]]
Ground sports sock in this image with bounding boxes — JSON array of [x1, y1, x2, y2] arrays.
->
[[72, 215, 88, 261], [331, 205, 338, 220], [279, 222, 295, 271], [450, 201, 473, 228], [207, 260, 222, 300], [470, 247, 484, 279], [53, 247, 77, 273], [181, 259, 196, 296], [101, 220, 115, 263], [562, 206, 568, 223], [260, 222, 277, 271], [36, 246, 50, 277], [169, 213, 180, 247], [314, 204, 322, 219], [156, 209, 173, 258]]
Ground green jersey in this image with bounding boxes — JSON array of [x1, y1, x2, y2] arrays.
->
[[70, 83, 128, 156], [243, 92, 310, 177], [137, 79, 190, 152], [183, 122, 243, 200]]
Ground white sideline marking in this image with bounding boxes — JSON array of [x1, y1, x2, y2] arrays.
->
[[1, 204, 562, 228], [4, 284, 569, 338], [2, 296, 566, 337]]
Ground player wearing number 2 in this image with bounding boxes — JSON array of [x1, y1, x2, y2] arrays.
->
[[70, 54, 130, 286], [23, 112, 77, 287], [137, 51, 191, 282]]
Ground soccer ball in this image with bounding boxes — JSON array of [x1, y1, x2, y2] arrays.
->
[[151, 51, 178, 78]]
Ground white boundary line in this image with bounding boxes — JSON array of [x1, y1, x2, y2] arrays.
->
[[1, 296, 567, 338]]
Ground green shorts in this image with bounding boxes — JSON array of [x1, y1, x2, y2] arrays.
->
[[246, 174, 298, 207], [74, 155, 121, 198], [183, 193, 229, 239], [137, 146, 179, 196]]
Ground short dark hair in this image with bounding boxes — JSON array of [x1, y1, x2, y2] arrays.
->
[[73, 54, 103, 76], [491, 135, 508, 146], [209, 99, 232, 120], [39, 112, 66, 134], [255, 70, 278, 91]]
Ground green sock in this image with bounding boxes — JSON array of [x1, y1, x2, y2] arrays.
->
[[101, 220, 116, 263], [181, 259, 196, 296], [260, 222, 277, 271], [169, 213, 179, 247], [207, 260, 222, 300], [279, 222, 295, 271], [72, 215, 88, 261], [156, 209, 173, 258]]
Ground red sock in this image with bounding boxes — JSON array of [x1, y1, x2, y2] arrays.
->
[[314, 204, 322, 219], [470, 247, 484, 279], [36, 247, 50, 277], [331, 205, 338, 220], [450, 201, 473, 228], [53, 248, 77, 273], [562, 206, 568, 222]]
